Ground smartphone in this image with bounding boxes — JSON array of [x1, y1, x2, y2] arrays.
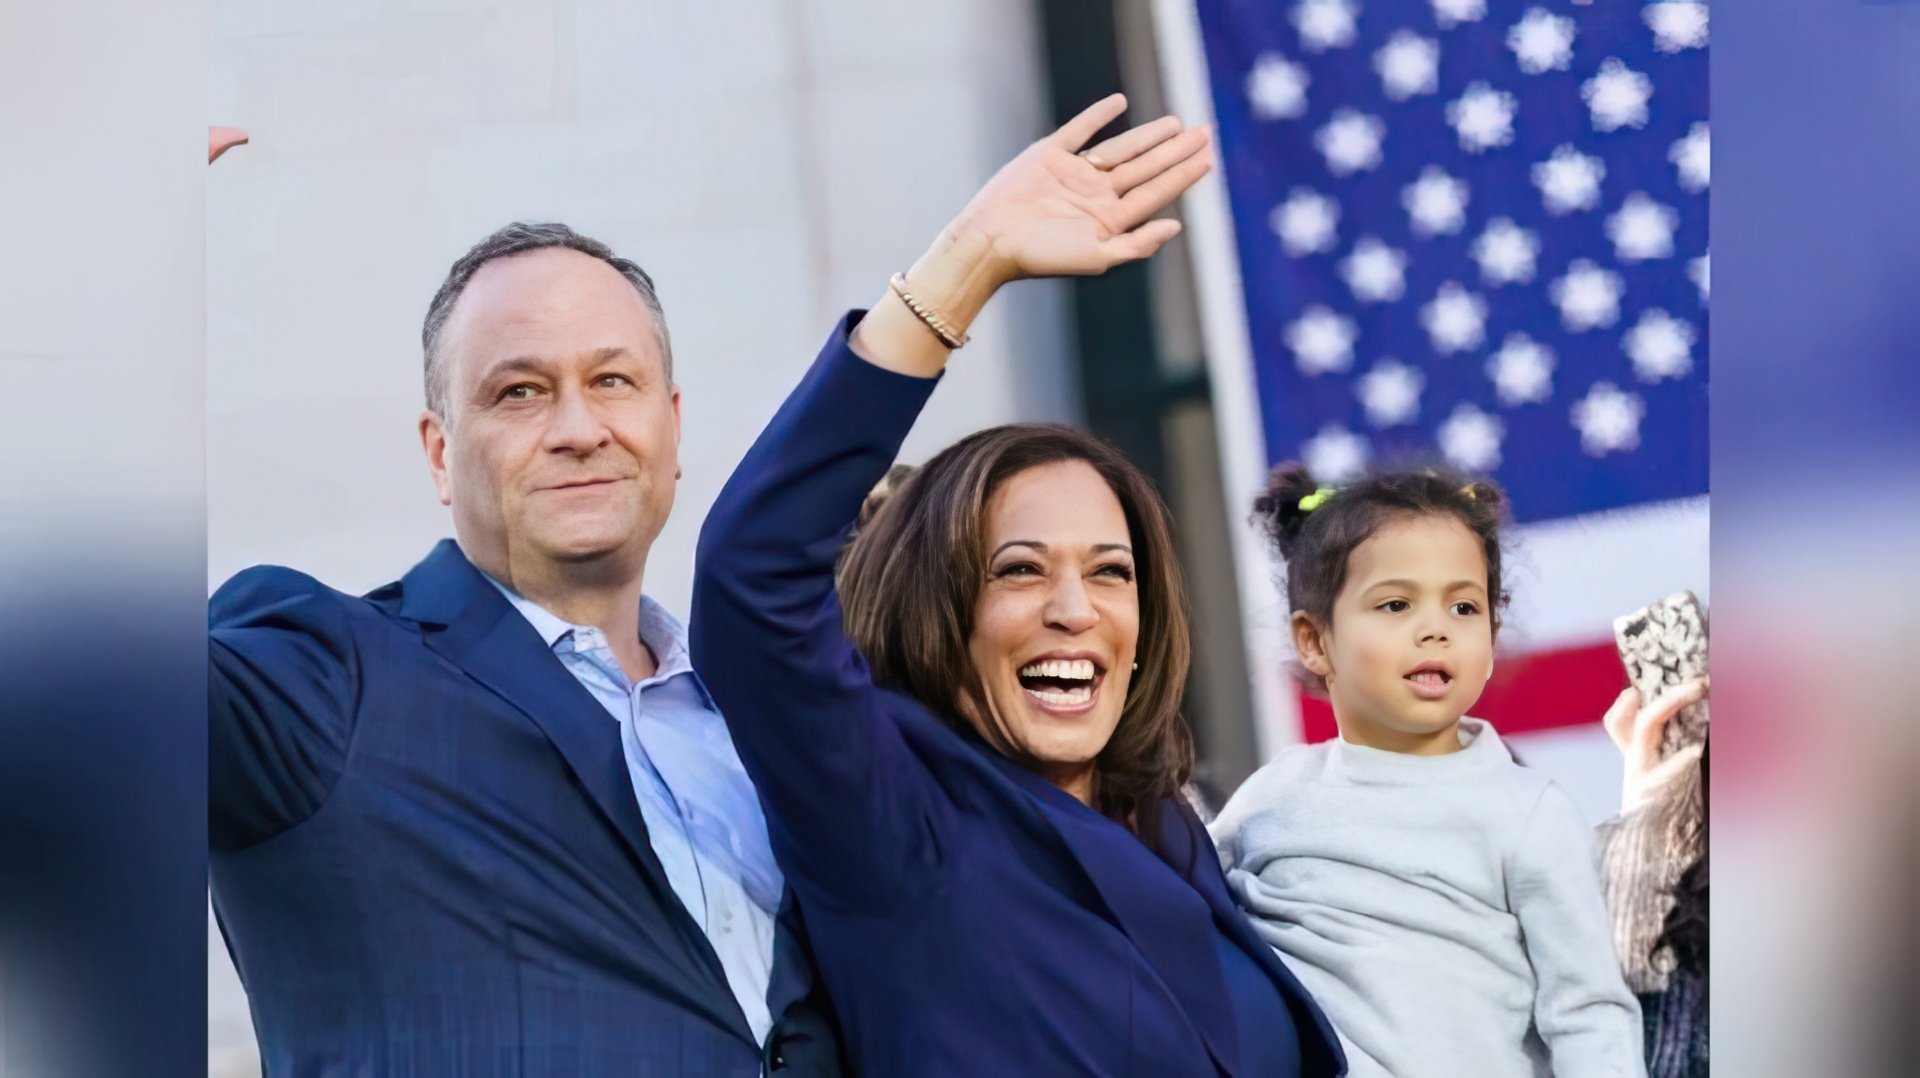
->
[[1612, 590, 1709, 758]]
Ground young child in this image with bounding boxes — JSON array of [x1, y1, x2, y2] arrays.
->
[[1211, 465, 1645, 1078]]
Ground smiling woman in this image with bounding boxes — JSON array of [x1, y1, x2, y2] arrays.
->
[[690, 96, 1345, 1077], [836, 426, 1191, 829]]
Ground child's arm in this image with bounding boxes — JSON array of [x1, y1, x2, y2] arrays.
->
[[1508, 783, 1648, 1078]]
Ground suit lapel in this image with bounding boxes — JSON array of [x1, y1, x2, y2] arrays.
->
[[984, 755, 1239, 1075], [395, 541, 749, 1041]]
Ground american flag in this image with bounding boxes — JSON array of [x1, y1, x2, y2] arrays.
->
[[1162, 0, 1709, 817]]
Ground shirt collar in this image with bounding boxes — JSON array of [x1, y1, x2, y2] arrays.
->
[[634, 594, 696, 683], [482, 573, 702, 692], [485, 574, 574, 648]]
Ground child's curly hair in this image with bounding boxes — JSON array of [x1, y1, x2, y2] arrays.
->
[[1252, 463, 1511, 693]]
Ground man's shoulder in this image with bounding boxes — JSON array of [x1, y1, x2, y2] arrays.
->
[[210, 564, 406, 631]]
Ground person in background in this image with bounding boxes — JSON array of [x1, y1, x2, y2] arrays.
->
[[1210, 465, 1645, 1078], [691, 94, 1346, 1076], [1599, 680, 1711, 1077]]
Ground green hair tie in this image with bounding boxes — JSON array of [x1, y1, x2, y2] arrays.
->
[[1297, 485, 1336, 513]]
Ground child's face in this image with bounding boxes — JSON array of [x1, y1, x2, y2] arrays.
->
[[1294, 513, 1495, 754]]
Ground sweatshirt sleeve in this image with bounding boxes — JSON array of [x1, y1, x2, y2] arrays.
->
[[1508, 782, 1648, 1078]]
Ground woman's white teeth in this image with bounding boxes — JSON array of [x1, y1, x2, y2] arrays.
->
[[1028, 684, 1094, 706], [1408, 671, 1447, 685], [1018, 658, 1097, 681]]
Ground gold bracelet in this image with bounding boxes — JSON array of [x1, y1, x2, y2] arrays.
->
[[888, 273, 970, 350]]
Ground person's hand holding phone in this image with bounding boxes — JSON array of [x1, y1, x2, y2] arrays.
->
[[1602, 677, 1708, 812]]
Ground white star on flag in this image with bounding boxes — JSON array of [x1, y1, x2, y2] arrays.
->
[[1671, 122, 1710, 192], [1472, 217, 1540, 286], [1340, 237, 1409, 302], [1448, 82, 1518, 153], [1432, 0, 1487, 31], [1248, 53, 1311, 120], [1644, 1, 1708, 53], [1508, 8, 1577, 74], [1285, 305, 1360, 374], [1294, 0, 1360, 52], [1533, 144, 1607, 214], [1421, 282, 1489, 354], [1356, 360, 1426, 426], [1606, 193, 1679, 262], [1690, 252, 1710, 302], [1439, 403, 1506, 472], [1271, 188, 1341, 256], [1316, 109, 1386, 176], [1549, 259, 1625, 331], [1403, 166, 1470, 236], [1302, 424, 1371, 482], [1583, 58, 1653, 132], [1374, 31, 1440, 101], [1572, 382, 1645, 456], [1487, 333, 1556, 405], [1623, 309, 1696, 381]]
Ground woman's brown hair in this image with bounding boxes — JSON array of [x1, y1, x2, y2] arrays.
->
[[837, 424, 1194, 838]]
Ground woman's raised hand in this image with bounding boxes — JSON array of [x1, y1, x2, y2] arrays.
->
[[954, 94, 1214, 284], [852, 94, 1212, 378]]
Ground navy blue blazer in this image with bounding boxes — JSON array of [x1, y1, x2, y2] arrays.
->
[[210, 540, 841, 1076], [692, 314, 1346, 1077]]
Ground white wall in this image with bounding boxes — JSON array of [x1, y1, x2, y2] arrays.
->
[[207, 2, 1071, 1071]]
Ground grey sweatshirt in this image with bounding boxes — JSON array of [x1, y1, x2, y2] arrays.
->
[[1211, 719, 1645, 1078]]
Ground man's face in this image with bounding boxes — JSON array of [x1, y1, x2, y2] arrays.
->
[[420, 248, 681, 583]]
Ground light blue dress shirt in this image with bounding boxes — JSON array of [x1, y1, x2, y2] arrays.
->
[[487, 578, 785, 1043]]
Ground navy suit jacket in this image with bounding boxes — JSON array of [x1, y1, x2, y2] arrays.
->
[[210, 540, 841, 1076], [692, 315, 1346, 1077]]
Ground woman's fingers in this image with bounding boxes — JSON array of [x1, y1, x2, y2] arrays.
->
[[1114, 142, 1215, 229], [1053, 93, 1130, 152], [1108, 125, 1211, 196], [1099, 218, 1183, 266], [1082, 116, 1183, 170]]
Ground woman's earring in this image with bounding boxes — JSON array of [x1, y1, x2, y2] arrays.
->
[[1131, 662, 1138, 671]]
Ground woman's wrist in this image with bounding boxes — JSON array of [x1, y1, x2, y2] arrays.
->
[[902, 220, 1015, 329], [849, 219, 1016, 379]]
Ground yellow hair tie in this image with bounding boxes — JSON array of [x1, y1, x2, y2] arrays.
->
[[1459, 484, 1477, 501], [1297, 485, 1336, 513]]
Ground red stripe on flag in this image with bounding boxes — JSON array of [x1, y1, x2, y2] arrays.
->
[[1298, 639, 1629, 743]]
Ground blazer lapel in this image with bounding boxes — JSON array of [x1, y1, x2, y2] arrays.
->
[[395, 541, 748, 1039], [985, 755, 1241, 1076]]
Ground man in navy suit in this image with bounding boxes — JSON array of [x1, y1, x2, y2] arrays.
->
[[210, 222, 838, 1075]]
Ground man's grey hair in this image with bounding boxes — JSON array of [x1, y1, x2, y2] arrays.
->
[[421, 221, 673, 419]]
